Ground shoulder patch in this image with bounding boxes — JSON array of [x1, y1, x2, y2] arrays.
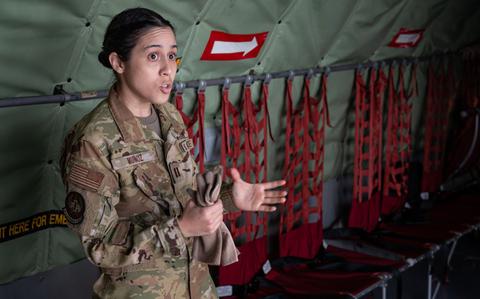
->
[[64, 192, 85, 225], [69, 163, 104, 192]]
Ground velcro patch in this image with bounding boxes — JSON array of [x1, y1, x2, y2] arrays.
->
[[177, 138, 194, 154], [64, 192, 85, 225], [111, 150, 156, 170], [69, 163, 104, 192]]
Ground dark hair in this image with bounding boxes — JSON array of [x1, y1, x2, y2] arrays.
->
[[98, 7, 175, 69]]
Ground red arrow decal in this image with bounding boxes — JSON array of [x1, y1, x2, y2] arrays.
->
[[388, 28, 424, 48], [201, 31, 268, 61]]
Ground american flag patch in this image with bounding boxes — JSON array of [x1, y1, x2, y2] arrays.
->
[[69, 163, 104, 192]]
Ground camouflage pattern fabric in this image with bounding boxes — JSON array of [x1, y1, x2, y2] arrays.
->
[[61, 87, 226, 298]]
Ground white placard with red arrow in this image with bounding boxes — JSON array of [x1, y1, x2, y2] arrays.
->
[[201, 31, 268, 60], [388, 28, 424, 48]]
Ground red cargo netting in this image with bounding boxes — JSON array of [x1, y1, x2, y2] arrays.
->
[[279, 74, 329, 258], [421, 61, 455, 193], [381, 63, 415, 215], [218, 80, 272, 286], [175, 88, 206, 172], [445, 50, 480, 176], [220, 81, 271, 183], [461, 48, 480, 108], [349, 67, 385, 232]]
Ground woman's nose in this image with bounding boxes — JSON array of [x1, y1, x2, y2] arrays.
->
[[159, 59, 173, 76]]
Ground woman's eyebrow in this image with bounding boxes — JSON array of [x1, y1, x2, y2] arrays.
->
[[143, 44, 177, 50]]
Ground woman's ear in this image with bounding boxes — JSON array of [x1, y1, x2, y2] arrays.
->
[[109, 52, 125, 74]]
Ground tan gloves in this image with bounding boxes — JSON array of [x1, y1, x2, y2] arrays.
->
[[191, 167, 239, 266]]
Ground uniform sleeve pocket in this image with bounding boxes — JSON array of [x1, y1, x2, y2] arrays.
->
[[110, 220, 132, 246]]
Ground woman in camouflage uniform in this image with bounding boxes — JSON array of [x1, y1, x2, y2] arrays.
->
[[61, 8, 286, 299]]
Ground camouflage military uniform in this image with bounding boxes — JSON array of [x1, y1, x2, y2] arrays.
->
[[62, 88, 233, 298]]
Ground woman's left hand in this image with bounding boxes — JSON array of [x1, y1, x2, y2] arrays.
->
[[230, 168, 287, 212]]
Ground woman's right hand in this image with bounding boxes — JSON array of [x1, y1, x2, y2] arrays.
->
[[177, 200, 224, 238]]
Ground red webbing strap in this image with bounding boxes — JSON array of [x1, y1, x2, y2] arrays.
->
[[174, 89, 193, 135], [281, 78, 294, 234], [261, 82, 273, 179], [243, 83, 269, 183], [196, 89, 206, 172], [218, 81, 271, 286], [422, 65, 435, 192], [314, 73, 329, 196], [221, 87, 237, 178], [461, 50, 480, 108], [283, 78, 294, 177], [174, 88, 206, 172], [408, 63, 419, 98], [383, 66, 396, 203], [421, 62, 455, 192], [374, 68, 384, 200], [399, 64, 414, 188], [445, 51, 480, 174], [348, 68, 382, 232], [352, 70, 367, 205], [320, 73, 332, 128], [221, 83, 269, 240], [382, 63, 414, 215], [279, 75, 325, 258], [242, 85, 253, 182]]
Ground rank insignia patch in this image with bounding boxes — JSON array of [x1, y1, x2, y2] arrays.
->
[[64, 192, 85, 225]]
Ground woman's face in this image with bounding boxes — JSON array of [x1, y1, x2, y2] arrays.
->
[[115, 27, 177, 106]]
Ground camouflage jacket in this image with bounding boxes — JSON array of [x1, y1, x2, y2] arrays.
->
[[61, 89, 234, 298]]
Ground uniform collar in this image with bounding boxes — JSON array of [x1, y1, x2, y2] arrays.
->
[[155, 104, 171, 140], [107, 86, 147, 143]]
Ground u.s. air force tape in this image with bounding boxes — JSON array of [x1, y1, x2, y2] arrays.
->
[[64, 192, 85, 225]]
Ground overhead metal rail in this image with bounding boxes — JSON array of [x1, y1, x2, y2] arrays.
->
[[0, 51, 456, 109]]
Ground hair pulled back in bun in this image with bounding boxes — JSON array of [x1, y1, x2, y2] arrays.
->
[[98, 7, 175, 69]]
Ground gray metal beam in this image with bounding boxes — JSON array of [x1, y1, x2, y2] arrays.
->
[[0, 51, 455, 108]]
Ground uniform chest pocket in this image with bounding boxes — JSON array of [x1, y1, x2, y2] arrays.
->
[[133, 164, 180, 217]]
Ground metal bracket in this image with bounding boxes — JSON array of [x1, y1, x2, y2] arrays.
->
[[287, 70, 295, 81], [264, 73, 272, 85], [223, 78, 231, 91], [324, 66, 331, 76], [198, 80, 207, 92], [175, 82, 186, 94], [306, 68, 315, 80], [244, 75, 253, 86]]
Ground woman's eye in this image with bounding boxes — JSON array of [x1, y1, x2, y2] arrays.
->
[[148, 53, 158, 61], [168, 53, 177, 61]]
